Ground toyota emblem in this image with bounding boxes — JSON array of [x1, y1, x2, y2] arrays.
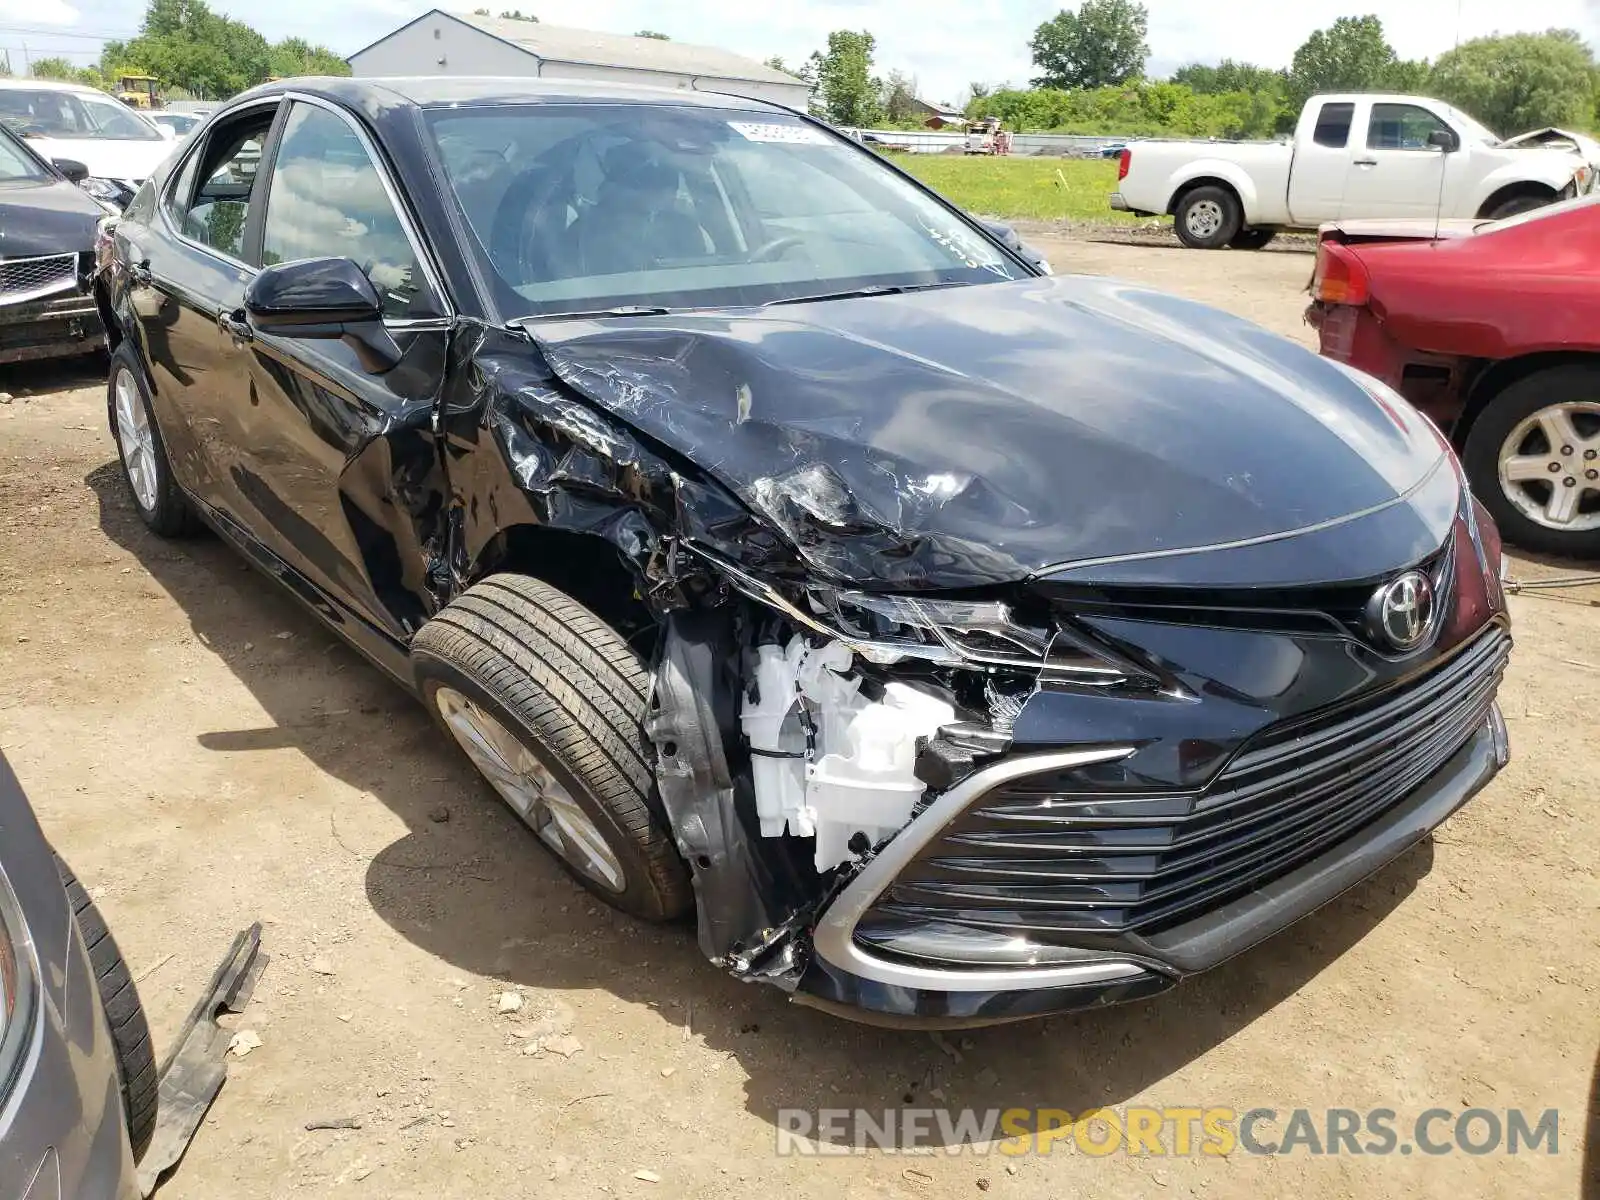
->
[[1366, 571, 1435, 651]]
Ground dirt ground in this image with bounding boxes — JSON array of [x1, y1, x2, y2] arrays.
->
[[1, 234, 1596, 1199]]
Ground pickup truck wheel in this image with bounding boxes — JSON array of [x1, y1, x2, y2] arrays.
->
[[411, 575, 692, 921], [1229, 227, 1276, 250], [1484, 194, 1551, 221], [1174, 186, 1241, 249], [1463, 366, 1600, 558]]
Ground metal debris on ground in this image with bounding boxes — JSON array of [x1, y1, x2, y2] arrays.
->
[[136, 922, 269, 1197]]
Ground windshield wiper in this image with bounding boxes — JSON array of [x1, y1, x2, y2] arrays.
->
[[514, 305, 674, 324], [762, 282, 957, 307]]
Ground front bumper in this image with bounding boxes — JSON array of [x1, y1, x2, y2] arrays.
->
[[799, 702, 1508, 1026], [0, 290, 104, 366]]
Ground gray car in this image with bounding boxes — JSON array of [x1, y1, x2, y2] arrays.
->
[[0, 754, 150, 1198]]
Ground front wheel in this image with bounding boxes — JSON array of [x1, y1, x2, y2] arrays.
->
[[1484, 194, 1552, 221], [1462, 365, 1600, 558], [411, 575, 692, 920], [1173, 185, 1242, 249]]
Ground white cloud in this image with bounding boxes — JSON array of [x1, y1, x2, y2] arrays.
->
[[0, 0, 79, 24]]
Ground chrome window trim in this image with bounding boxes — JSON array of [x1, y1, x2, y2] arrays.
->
[[275, 91, 454, 320], [810, 745, 1152, 993], [157, 96, 281, 275]]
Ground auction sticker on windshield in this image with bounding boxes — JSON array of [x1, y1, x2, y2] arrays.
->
[[728, 121, 830, 144]]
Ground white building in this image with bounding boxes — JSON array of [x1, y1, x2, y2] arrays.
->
[[347, 11, 811, 109]]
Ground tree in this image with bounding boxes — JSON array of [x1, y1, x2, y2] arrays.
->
[[1286, 16, 1399, 109], [1172, 59, 1284, 96], [634, 30, 669, 40], [807, 30, 882, 126], [100, 0, 347, 99], [1430, 30, 1596, 135], [881, 68, 919, 124], [499, 9, 537, 19], [1029, 0, 1149, 90], [28, 56, 80, 82], [764, 55, 792, 75]]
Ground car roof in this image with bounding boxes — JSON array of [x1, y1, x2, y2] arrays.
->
[[0, 78, 103, 95], [236, 75, 792, 115]]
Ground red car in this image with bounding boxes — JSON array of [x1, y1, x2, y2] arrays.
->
[[1308, 194, 1600, 558]]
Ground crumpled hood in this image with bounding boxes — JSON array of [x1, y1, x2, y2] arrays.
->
[[528, 275, 1450, 588], [0, 178, 103, 257]]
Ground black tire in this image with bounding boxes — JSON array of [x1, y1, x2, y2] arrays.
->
[[1229, 227, 1277, 250], [1484, 194, 1552, 221], [1173, 185, 1242, 249], [107, 341, 198, 538], [56, 857, 157, 1161], [1462, 365, 1600, 559], [411, 575, 692, 921]]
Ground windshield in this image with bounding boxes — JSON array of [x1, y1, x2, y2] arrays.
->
[[425, 103, 1024, 318], [0, 126, 50, 182], [1440, 103, 1500, 146], [0, 88, 161, 142]]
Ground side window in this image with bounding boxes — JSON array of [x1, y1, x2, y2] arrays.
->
[[1367, 104, 1449, 152], [261, 103, 433, 319], [1312, 102, 1354, 149], [168, 106, 277, 261]]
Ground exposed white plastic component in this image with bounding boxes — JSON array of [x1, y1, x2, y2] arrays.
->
[[740, 635, 956, 872]]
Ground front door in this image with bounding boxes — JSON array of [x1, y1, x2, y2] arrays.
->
[[1339, 101, 1455, 220], [232, 99, 451, 652]]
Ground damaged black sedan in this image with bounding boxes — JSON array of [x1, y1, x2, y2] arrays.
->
[[98, 77, 1512, 1026]]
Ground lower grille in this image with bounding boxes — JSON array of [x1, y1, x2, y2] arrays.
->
[[0, 254, 80, 307], [862, 626, 1510, 944]]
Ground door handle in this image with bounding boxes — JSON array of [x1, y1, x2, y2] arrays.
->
[[217, 308, 254, 345], [1353, 159, 1378, 167]]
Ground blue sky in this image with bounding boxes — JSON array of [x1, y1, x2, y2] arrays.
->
[[3, 0, 1597, 106]]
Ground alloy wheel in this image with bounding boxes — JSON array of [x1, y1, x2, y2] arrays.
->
[[1496, 400, 1600, 533], [434, 686, 626, 892], [113, 367, 159, 513]]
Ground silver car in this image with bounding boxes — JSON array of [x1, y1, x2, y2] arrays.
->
[[0, 754, 147, 1198]]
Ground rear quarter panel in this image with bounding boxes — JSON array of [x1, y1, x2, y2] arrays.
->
[[1355, 202, 1600, 359]]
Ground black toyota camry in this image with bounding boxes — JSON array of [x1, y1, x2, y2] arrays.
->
[[97, 77, 1511, 1025]]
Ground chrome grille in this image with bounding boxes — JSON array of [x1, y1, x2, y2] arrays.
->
[[0, 254, 80, 306], [863, 626, 1511, 943]]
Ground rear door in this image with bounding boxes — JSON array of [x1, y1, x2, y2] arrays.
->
[[1286, 99, 1356, 223], [1340, 101, 1454, 219], [121, 99, 282, 516]]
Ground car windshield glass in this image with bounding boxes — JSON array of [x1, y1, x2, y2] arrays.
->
[[0, 88, 161, 141], [425, 103, 1023, 317], [0, 127, 49, 182], [1441, 104, 1500, 146]]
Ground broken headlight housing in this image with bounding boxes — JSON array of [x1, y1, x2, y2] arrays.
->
[[694, 545, 1139, 684]]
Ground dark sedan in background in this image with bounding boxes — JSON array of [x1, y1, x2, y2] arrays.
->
[[97, 76, 1510, 1025], [0, 122, 107, 366], [0, 754, 151, 1198]]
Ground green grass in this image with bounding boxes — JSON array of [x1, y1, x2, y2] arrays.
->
[[895, 155, 1138, 223]]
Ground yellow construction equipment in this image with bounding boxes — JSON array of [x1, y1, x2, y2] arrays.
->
[[115, 75, 161, 109]]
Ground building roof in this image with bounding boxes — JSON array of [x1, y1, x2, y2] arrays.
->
[[366, 11, 805, 88]]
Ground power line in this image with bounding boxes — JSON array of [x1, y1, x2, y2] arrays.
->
[[0, 25, 139, 41]]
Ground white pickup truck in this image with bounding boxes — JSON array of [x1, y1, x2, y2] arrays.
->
[[1111, 93, 1599, 249]]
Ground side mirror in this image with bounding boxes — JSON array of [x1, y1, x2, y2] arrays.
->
[[52, 158, 89, 183], [982, 219, 1054, 275], [1428, 128, 1460, 154], [244, 257, 401, 374]]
